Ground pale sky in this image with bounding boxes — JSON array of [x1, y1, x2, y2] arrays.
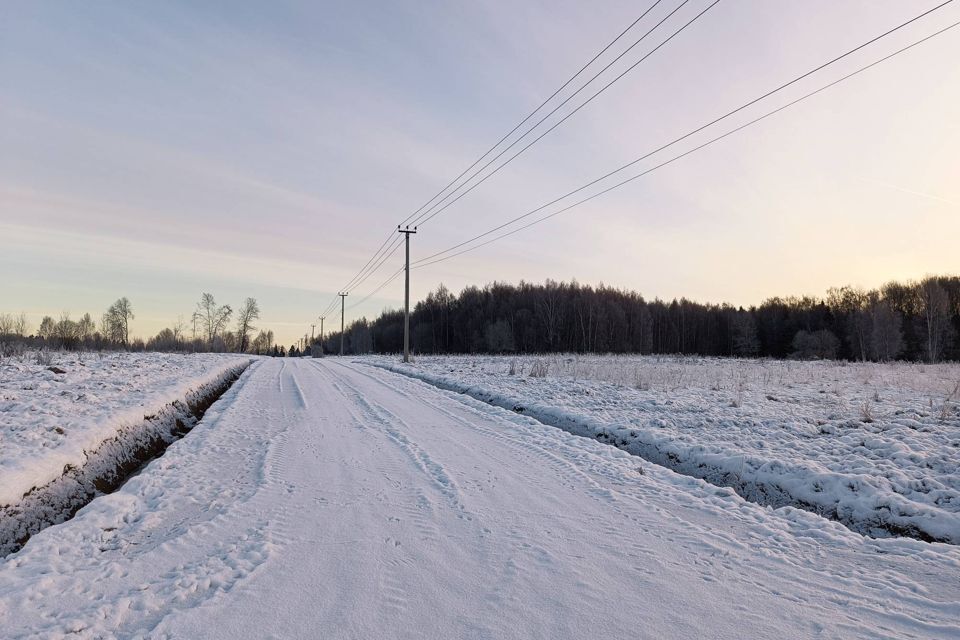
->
[[2, 0, 959, 347]]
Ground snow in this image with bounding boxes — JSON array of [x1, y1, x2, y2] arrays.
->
[[0, 352, 251, 507], [368, 355, 960, 544], [1, 357, 959, 638]]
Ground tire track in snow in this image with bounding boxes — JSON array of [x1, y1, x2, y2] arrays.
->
[[302, 361, 442, 549], [303, 361, 442, 537], [322, 361, 671, 619], [312, 360, 470, 518], [339, 364, 666, 536], [344, 361, 632, 508], [347, 362, 683, 625], [306, 359, 536, 634], [297, 360, 442, 629], [340, 361, 680, 588]]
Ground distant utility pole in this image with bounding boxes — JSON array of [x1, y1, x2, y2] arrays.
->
[[319, 316, 325, 357], [311, 324, 315, 342], [398, 225, 417, 363], [339, 293, 348, 356]]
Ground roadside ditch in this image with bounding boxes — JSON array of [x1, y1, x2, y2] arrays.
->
[[0, 360, 252, 558]]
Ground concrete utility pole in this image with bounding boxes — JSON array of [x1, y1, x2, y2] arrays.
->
[[398, 225, 417, 363], [339, 293, 348, 356], [319, 316, 325, 357]]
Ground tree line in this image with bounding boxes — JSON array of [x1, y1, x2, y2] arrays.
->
[[319, 275, 960, 362], [0, 293, 278, 356]]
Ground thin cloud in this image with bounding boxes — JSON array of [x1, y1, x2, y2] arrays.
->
[[859, 177, 960, 207]]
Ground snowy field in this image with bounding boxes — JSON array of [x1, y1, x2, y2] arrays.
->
[[369, 354, 960, 544], [0, 352, 251, 554]]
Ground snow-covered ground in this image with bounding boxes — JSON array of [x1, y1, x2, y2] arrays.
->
[[369, 355, 960, 544], [0, 352, 251, 508], [2, 357, 959, 638]]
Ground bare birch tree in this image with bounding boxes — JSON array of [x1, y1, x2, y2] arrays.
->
[[104, 297, 134, 345], [172, 315, 186, 348], [235, 297, 260, 353], [13, 312, 29, 337], [195, 293, 232, 346], [78, 313, 95, 343], [38, 316, 56, 340]]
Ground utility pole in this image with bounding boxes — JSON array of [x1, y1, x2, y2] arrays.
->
[[319, 316, 325, 357], [311, 324, 315, 342], [398, 225, 417, 363], [339, 293, 348, 356]]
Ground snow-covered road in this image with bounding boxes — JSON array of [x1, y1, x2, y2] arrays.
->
[[2, 358, 959, 639]]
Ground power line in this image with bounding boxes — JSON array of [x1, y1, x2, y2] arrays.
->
[[345, 234, 405, 294], [339, 228, 398, 293], [314, 226, 405, 320], [411, 1, 956, 268], [410, 0, 719, 228], [315, 226, 397, 319], [327, 1, 678, 314], [414, 0, 952, 232], [320, 295, 340, 317], [313, 1, 702, 324], [347, 233, 404, 294], [396, 0, 668, 229], [411, 16, 960, 271], [314, 2, 669, 323], [347, 268, 405, 312]]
